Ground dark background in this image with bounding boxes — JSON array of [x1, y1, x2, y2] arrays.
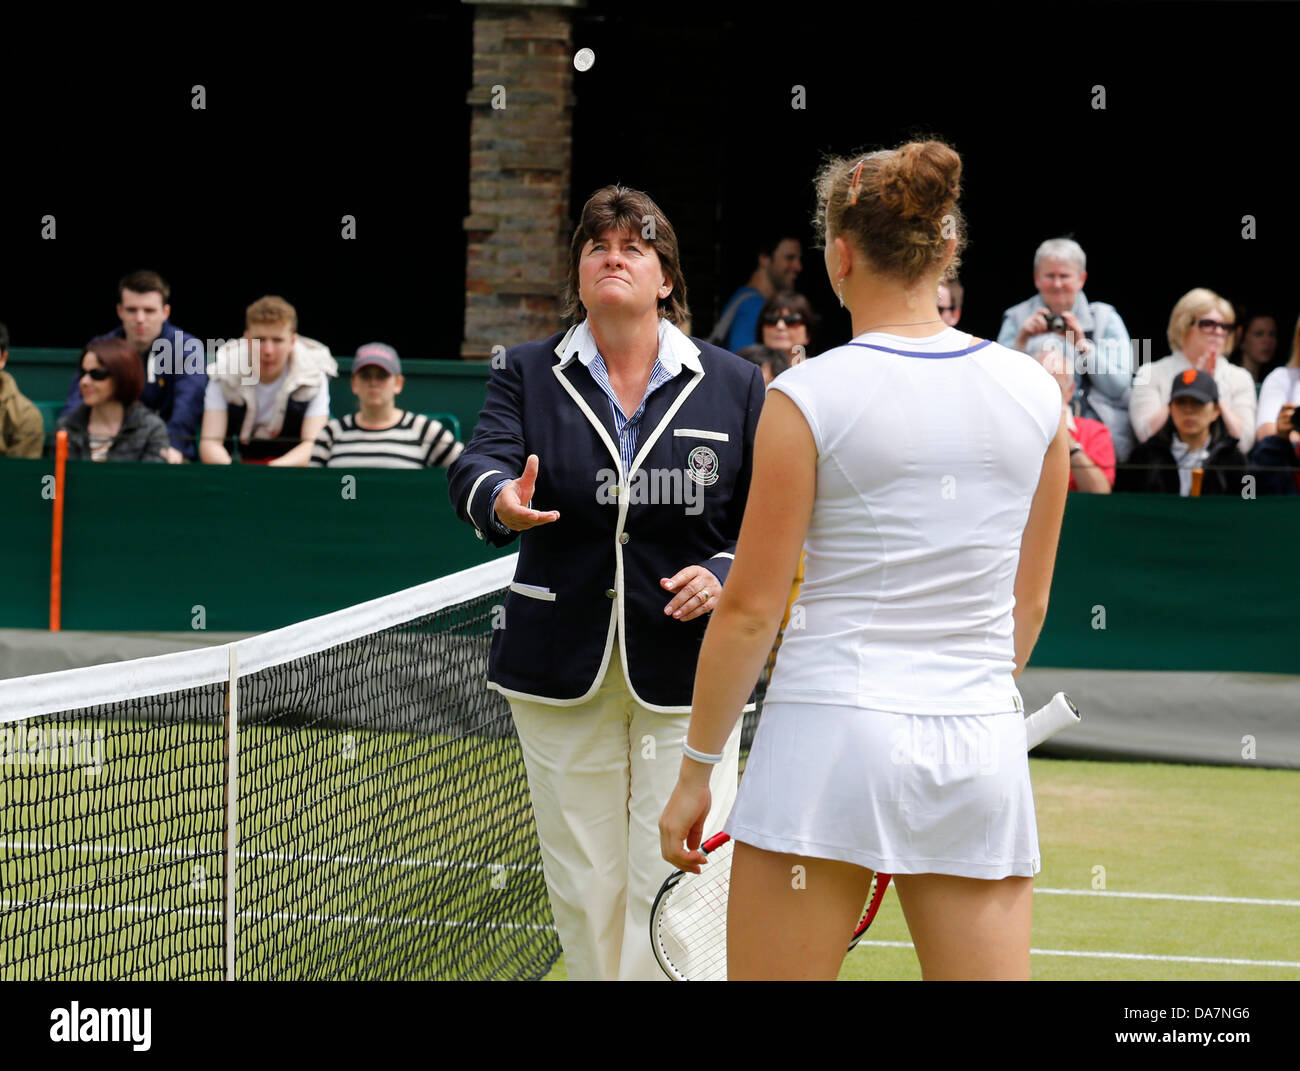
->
[[0, 1, 1293, 362]]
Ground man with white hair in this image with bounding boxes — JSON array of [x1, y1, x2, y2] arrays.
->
[[998, 238, 1135, 462]]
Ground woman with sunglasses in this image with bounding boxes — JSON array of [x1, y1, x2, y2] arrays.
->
[[660, 140, 1069, 980], [56, 339, 172, 462], [757, 291, 818, 366], [1130, 289, 1259, 456]]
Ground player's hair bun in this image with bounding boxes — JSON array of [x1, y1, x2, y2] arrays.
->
[[878, 141, 962, 222], [813, 138, 966, 286]]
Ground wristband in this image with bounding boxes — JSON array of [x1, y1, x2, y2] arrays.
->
[[683, 742, 725, 764]]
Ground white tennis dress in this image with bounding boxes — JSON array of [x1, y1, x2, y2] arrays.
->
[[725, 328, 1062, 878]]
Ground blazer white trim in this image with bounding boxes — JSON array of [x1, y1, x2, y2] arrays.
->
[[509, 582, 556, 602], [465, 468, 504, 538], [552, 364, 624, 479], [628, 369, 703, 479]]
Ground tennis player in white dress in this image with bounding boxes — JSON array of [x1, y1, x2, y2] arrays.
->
[[660, 140, 1070, 980]]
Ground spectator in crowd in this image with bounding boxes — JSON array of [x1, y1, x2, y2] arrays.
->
[[1233, 309, 1279, 390], [710, 231, 803, 352], [998, 238, 1135, 462], [1029, 335, 1114, 493], [735, 344, 790, 386], [757, 291, 818, 366], [1130, 288, 1257, 457], [201, 296, 336, 466], [59, 271, 204, 463], [56, 339, 171, 462], [311, 342, 464, 469], [937, 277, 963, 327], [0, 321, 45, 459], [1248, 316, 1300, 494], [1118, 369, 1247, 495]]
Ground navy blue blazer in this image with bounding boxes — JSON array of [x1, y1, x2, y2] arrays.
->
[[448, 321, 765, 711]]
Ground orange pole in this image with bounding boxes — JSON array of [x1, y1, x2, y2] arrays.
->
[[1190, 467, 1204, 498], [50, 429, 67, 631]]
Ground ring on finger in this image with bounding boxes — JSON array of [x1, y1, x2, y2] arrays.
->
[[699, 589, 710, 601]]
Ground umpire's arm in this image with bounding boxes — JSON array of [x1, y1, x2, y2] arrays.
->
[[448, 352, 528, 547], [702, 362, 765, 586]]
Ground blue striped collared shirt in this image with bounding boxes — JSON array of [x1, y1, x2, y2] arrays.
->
[[587, 351, 676, 476]]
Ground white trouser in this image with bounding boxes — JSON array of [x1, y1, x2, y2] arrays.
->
[[509, 643, 742, 981]]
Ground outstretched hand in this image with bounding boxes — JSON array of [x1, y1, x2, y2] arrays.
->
[[494, 454, 561, 531]]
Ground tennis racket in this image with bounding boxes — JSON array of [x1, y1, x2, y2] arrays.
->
[[651, 691, 1081, 980], [649, 832, 891, 982]]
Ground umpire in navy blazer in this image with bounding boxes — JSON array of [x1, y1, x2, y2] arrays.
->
[[448, 320, 764, 710], [447, 184, 765, 981]]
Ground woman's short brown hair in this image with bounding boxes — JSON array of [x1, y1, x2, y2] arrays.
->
[[81, 338, 144, 406], [561, 185, 689, 326], [814, 139, 965, 286]]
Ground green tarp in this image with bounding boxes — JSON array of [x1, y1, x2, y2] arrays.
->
[[0, 458, 1294, 673]]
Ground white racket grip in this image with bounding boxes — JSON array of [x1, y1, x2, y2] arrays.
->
[[1023, 692, 1080, 749]]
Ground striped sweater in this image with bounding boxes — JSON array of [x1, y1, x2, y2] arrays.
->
[[310, 411, 464, 469]]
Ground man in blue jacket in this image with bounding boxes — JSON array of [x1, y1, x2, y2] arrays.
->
[[60, 270, 206, 462]]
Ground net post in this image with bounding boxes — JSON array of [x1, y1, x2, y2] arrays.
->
[[49, 429, 67, 631], [223, 644, 240, 981]]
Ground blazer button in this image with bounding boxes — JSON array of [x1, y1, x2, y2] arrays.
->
[[619, 532, 629, 544], [605, 588, 617, 599]]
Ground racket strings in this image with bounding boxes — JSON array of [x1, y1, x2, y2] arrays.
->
[[654, 839, 734, 981], [655, 841, 887, 980]]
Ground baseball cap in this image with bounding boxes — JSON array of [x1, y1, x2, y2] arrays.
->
[[1169, 368, 1218, 404], [353, 342, 401, 376]]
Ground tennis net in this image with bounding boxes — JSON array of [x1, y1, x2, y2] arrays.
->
[[0, 555, 563, 981]]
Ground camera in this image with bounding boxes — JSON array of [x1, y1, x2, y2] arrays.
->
[[1044, 313, 1067, 332]]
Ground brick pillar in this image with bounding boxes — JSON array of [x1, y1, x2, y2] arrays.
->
[[462, 0, 581, 360]]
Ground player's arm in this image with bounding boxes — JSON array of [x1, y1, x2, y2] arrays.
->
[[1012, 411, 1070, 678], [684, 388, 815, 762], [660, 389, 814, 868]]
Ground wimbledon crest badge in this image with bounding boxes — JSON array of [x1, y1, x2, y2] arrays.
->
[[686, 445, 720, 486]]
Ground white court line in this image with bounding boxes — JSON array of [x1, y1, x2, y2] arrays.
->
[[851, 940, 1300, 970], [0, 897, 557, 934], [0, 839, 543, 875], [1036, 887, 1300, 908]]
